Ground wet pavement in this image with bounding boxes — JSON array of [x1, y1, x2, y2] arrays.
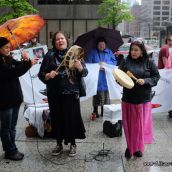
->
[[0, 98, 172, 172]]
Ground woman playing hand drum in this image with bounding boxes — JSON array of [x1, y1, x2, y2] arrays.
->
[[119, 41, 160, 159]]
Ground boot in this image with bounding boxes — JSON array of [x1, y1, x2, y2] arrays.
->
[[125, 148, 131, 159], [101, 106, 103, 117], [93, 106, 99, 118]]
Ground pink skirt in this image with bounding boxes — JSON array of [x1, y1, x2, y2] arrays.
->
[[122, 101, 152, 155]]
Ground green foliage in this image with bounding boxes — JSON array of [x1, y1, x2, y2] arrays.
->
[[0, 0, 38, 24], [97, 0, 134, 29]]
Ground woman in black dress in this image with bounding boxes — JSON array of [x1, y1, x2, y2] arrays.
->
[[38, 32, 88, 157]]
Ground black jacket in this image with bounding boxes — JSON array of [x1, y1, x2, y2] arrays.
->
[[38, 48, 88, 97], [119, 57, 160, 104], [0, 55, 31, 110]]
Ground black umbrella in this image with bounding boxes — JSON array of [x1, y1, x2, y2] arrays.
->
[[74, 27, 124, 58]]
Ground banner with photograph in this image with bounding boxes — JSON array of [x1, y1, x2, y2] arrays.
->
[[13, 46, 48, 104], [12, 45, 48, 61]]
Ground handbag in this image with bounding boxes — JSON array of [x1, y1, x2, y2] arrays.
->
[[79, 77, 86, 97], [103, 120, 122, 138]]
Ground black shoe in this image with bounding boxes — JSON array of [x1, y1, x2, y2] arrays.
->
[[134, 151, 143, 157], [101, 106, 103, 117], [125, 148, 131, 159], [5, 151, 24, 161], [16, 150, 24, 157], [96, 112, 99, 118], [69, 144, 76, 157], [168, 110, 172, 118], [51, 144, 63, 156]]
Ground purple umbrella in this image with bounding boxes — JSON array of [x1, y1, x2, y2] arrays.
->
[[74, 27, 124, 58]]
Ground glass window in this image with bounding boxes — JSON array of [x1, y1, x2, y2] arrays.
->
[[87, 20, 98, 31], [38, 0, 101, 4], [153, 6, 160, 10], [162, 6, 169, 10], [152, 26, 160, 31], [161, 22, 168, 26], [153, 11, 160, 15], [153, 22, 160, 26], [162, 17, 169, 20], [163, 1, 170, 5], [47, 20, 60, 48], [167, 26, 172, 35], [162, 11, 169, 15], [153, 17, 160, 20], [154, 1, 161, 5], [61, 20, 73, 44]]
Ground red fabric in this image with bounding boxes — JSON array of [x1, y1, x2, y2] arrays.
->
[[151, 103, 161, 108], [158, 45, 169, 69]]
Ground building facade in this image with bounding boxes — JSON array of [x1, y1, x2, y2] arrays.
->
[[29, 0, 102, 48], [140, 0, 172, 39], [128, 3, 141, 37]]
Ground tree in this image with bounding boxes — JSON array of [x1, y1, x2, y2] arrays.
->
[[0, 0, 38, 24], [97, 0, 134, 29]]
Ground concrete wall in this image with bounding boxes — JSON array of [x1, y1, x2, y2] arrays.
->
[[29, 0, 101, 48], [36, 5, 100, 19]]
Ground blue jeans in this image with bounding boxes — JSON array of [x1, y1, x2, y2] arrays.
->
[[0, 105, 20, 155]]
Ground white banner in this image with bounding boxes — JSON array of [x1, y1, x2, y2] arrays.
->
[[18, 57, 172, 113], [80, 64, 99, 101], [151, 69, 172, 113], [14, 46, 48, 104]]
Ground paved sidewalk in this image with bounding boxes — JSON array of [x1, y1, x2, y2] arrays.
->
[[0, 99, 172, 172]]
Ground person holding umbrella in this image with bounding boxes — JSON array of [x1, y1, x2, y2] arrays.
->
[[38, 31, 88, 157], [0, 37, 38, 161], [86, 37, 117, 119]]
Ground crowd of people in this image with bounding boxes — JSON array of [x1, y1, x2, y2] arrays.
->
[[1, 32, 172, 162]]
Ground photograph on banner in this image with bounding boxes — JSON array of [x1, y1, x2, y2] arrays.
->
[[33, 47, 44, 59], [16, 45, 48, 104], [11, 45, 48, 61]]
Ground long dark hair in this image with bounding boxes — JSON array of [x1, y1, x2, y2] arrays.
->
[[128, 41, 149, 59], [52, 31, 69, 48]]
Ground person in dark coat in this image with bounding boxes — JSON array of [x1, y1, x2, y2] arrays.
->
[[0, 37, 38, 161], [119, 41, 160, 159], [38, 31, 88, 157]]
